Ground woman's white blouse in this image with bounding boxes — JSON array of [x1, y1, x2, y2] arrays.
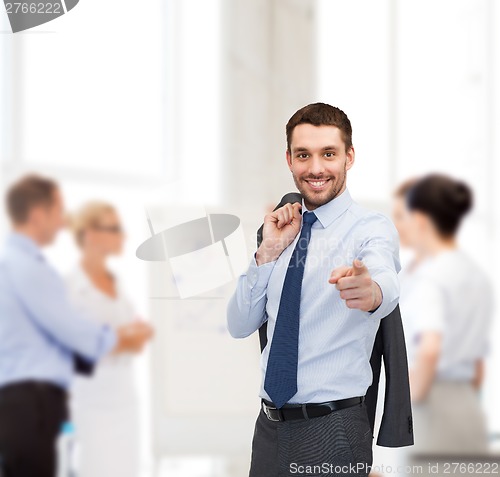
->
[[399, 249, 493, 381], [65, 265, 138, 407]]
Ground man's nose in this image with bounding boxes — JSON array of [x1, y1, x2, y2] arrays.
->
[[308, 155, 325, 176]]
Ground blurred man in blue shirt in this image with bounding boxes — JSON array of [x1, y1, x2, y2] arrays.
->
[[0, 174, 152, 477]]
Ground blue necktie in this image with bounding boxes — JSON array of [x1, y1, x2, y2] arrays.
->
[[264, 211, 318, 408]]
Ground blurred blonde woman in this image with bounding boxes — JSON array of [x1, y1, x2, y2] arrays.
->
[[66, 201, 153, 477]]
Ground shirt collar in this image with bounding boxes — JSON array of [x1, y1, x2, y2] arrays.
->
[[71, 263, 120, 297], [6, 231, 45, 261], [302, 188, 353, 229], [71, 264, 94, 294]]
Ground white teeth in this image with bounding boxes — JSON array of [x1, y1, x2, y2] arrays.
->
[[309, 181, 326, 187]]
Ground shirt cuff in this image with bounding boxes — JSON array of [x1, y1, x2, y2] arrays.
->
[[246, 253, 277, 293], [367, 272, 399, 320], [95, 325, 118, 359]]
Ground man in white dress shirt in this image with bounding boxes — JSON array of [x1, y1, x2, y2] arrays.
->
[[227, 103, 400, 477]]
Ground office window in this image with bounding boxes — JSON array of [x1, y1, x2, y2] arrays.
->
[[11, 0, 167, 179], [395, 0, 491, 215]]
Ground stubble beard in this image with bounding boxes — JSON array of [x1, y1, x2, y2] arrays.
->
[[292, 163, 347, 210]]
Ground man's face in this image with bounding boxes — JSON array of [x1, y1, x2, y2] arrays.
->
[[286, 124, 354, 210]]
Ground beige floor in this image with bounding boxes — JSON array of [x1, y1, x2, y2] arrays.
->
[[157, 455, 250, 477]]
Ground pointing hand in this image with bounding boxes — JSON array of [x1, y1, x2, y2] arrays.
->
[[328, 259, 382, 312]]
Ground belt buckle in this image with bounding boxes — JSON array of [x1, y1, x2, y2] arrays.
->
[[262, 402, 281, 422]]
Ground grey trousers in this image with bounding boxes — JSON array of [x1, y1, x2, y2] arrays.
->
[[249, 401, 373, 477]]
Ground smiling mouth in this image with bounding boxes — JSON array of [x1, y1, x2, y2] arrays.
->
[[304, 178, 331, 190]]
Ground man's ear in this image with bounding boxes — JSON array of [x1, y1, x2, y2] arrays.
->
[[345, 146, 355, 171], [31, 203, 51, 227], [286, 149, 293, 171], [28, 206, 41, 226]]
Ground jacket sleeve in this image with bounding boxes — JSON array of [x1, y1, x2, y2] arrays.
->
[[369, 304, 414, 447]]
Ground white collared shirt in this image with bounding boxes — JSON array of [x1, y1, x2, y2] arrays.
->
[[227, 188, 401, 403]]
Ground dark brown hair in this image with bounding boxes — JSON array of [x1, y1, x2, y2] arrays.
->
[[286, 103, 353, 152], [394, 177, 419, 198], [6, 174, 58, 224], [406, 174, 473, 238]]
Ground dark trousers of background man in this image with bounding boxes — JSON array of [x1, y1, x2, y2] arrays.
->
[[249, 401, 373, 477], [0, 381, 68, 477]]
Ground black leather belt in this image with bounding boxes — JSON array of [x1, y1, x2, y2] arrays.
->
[[0, 380, 66, 398], [262, 396, 364, 422]]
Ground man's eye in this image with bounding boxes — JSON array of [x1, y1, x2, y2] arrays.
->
[[297, 154, 309, 159], [324, 152, 335, 158]]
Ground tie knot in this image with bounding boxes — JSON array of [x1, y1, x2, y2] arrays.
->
[[302, 211, 317, 225]]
